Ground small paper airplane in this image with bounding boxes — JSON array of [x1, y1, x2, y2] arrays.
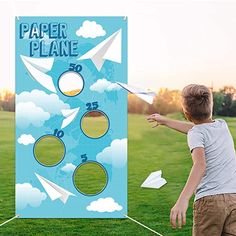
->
[[20, 55, 56, 93], [35, 173, 75, 204], [141, 170, 167, 189], [61, 107, 80, 129], [78, 29, 122, 71], [116, 82, 156, 104]]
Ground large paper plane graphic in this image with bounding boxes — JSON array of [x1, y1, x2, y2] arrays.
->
[[141, 170, 167, 189], [116, 82, 156, 104], [61, 107, 80, 129], [35, 173, 75, 204], [78, 29, 122, 71], [20, 55, 56, 93]]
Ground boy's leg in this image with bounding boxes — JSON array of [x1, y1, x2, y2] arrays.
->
[[222, 194, 236, 236], [192, 195, 227, 236]]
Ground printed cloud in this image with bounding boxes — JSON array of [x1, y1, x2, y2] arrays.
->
[[17, 134, 35, 145], [86, 197, 123, 213], [96, 138, 127, 168], [61, 163, 76, 173], [16, 102, 50, 129], [76, 20, 106, 38], [90, 79, 120, 93], [16, 183, 47, 210], [17, 89, 70, 115]]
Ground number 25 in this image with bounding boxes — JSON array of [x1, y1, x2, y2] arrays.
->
[[86, 102, 99, 111]]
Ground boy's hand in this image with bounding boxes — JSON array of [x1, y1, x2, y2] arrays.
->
[[147, 113, 168, 127], [170, 198, 188, 229]]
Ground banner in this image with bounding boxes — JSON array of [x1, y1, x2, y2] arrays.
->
[[15, 17, 127, 218]]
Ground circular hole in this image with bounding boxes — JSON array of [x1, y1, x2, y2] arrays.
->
[[58, 71, 84, 96], [34, 135, 65, 167], [73, 161, 108, 196], [81, 110, 109, 139]]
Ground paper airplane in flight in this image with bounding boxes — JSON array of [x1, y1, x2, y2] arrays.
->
[[20, 55, 56, 93], [78, 29, 122, 71], [61, 107, 80, 129], [116, 82, 156, 104], [35, 173, 75, 204], [141, 170, 167, 189]]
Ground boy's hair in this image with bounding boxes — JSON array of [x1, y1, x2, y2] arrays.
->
[[181, 84, 213, 121]]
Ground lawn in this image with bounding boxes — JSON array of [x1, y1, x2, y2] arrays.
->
[[34, 135, 65, 166], [0, 111, 236, 236], [73, 162, 108, 196], [81, 113, 109, 138]]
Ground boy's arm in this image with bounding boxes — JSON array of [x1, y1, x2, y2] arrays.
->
[[170, 147, 206, 228], [147, 114, 194, 134]]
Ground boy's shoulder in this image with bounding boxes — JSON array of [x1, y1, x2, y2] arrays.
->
[[188, 119, 227, 134], [187, 119, 229, 149]]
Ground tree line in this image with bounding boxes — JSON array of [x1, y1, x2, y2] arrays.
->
[[128, 86, 236, 117], [128, 88, 182, 115], [0, 90, 15, 112], [0, 86, 236, 117], [213, 86, 236, 117]]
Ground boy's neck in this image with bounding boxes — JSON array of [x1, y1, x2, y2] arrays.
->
[[193, 117, 214, 125]]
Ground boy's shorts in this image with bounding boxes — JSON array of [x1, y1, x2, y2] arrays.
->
[[193, 193, 236, 236]]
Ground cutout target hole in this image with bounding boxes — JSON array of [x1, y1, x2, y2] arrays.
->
[[73, 161, 108, 196], [58, 71, 84, 96], [33, 135, 65, 167], [81, 110, 109, 139]]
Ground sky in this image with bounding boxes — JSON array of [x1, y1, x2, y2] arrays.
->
[[1, 0, 236, 92]]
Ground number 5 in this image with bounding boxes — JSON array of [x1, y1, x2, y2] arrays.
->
[[92, 102, 98, 110]]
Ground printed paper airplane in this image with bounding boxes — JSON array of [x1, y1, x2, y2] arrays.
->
[[78, 29, 122, 71], [35, 173, 75, 204], [61, 107, 80, 129], [116, 82, 156, 104], [20, 55, 56, 93], [141, 170, 167, 189]]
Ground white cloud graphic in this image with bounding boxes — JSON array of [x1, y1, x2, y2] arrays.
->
[[16, 102, 50, 129], [61, 163, 76, 173], [86, 197, 123, 213], [17, 89, 70, 115], [76, 20, 106, 38], [90, 78, 120, 93], [17, 134, 35, 145], [16, 183, 47, 210], [96, 138, 127, 168]]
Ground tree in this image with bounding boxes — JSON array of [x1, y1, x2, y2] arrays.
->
[[128, 88, 181, 115], [213, 92, 224, 115], [218, 86, 236, 117], [0, 90, 15, 112], [229, 100, 236, 116]]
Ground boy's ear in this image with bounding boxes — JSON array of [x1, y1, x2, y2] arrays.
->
[[184, 111, 192, 122]]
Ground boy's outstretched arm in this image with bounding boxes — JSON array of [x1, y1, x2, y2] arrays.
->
[[170, 147, 206, 228], [147, 113, 194, 134]]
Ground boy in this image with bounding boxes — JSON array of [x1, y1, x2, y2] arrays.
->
[[147, 84, 236, 235]]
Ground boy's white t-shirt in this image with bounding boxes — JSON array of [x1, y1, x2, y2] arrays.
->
[[187, 119, 236, 201]]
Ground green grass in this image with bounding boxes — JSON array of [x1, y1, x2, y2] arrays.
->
[[0, 111, 236, 235], [34, 135, 65, 166], [81, 114, 109, 138], [74, 162, 107, 195]]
